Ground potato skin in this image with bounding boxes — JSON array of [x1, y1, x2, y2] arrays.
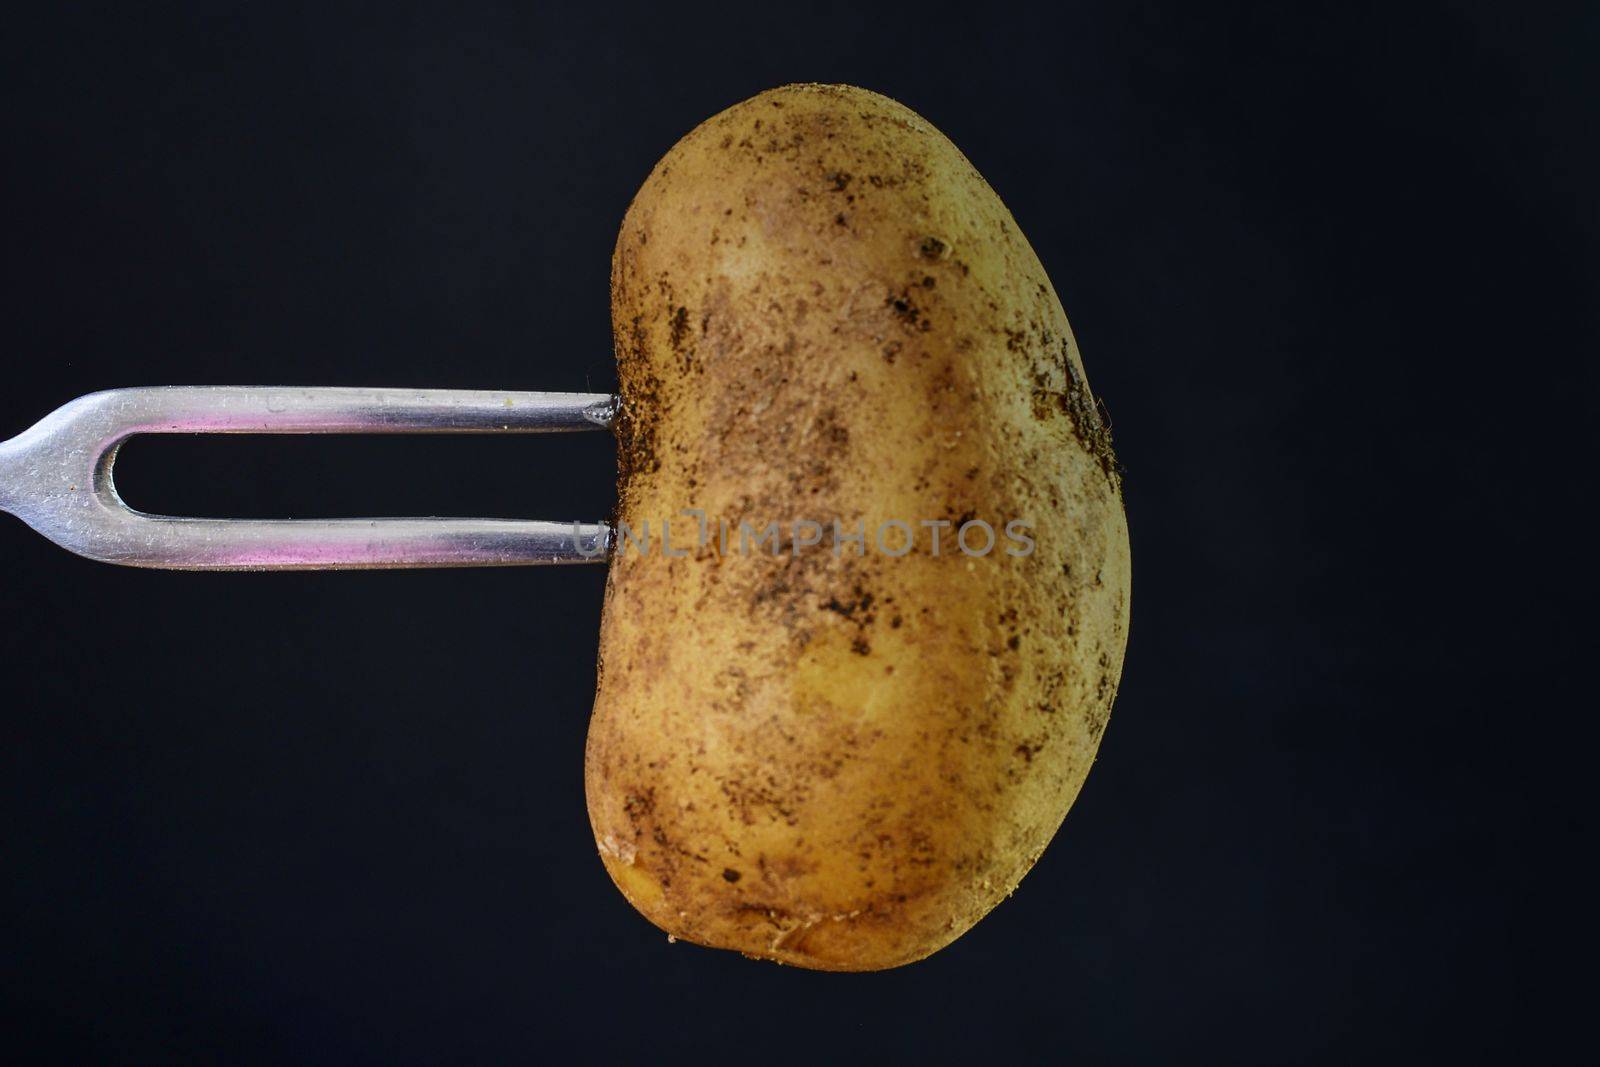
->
[[586, 84, 1130, 970]]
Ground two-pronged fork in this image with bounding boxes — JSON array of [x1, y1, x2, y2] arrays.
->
[[0, 387, 617, 570]]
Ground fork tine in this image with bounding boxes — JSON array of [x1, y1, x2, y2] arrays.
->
[[0, 387, 616, 570]]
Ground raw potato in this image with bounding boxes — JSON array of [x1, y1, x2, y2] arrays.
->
[[586, 84, 1130, 970]]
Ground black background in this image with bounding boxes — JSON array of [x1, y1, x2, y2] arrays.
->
[[1, 3, 1591, 1062]]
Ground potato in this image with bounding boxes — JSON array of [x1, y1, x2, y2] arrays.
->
[[585, 84, 1130, 970]]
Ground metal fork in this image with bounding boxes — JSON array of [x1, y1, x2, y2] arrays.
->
[[0, 387, 617, 570]]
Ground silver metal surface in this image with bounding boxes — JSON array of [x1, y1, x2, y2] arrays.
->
[[0, 387, 617, 570]]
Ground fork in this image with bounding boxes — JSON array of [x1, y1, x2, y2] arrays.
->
[[0, 387, 616, 570]]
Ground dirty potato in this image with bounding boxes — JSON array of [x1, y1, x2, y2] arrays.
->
[[585, 83, 1130, 970]]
